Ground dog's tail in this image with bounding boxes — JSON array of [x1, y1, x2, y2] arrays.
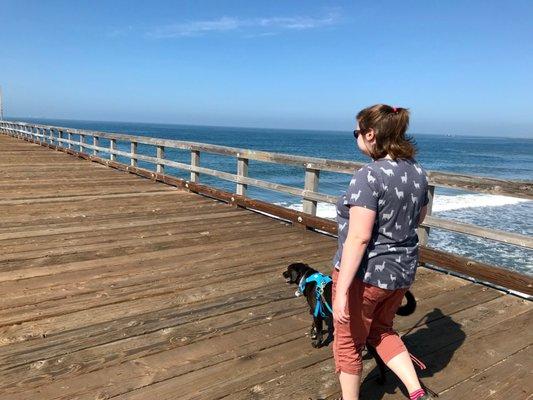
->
[[396, 290, 416, 316]]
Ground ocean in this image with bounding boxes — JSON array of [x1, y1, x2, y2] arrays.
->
[[20, 118, 533, 276]]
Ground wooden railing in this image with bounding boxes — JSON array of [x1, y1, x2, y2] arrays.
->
[[1, 120, 532, 296]]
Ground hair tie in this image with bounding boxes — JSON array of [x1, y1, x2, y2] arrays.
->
[[392, 106, 397, 113]]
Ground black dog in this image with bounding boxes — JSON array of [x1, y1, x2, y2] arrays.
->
[[283, 262, 417, 384]]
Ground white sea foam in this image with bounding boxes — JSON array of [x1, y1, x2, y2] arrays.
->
[[275, 193, 531, 219], [430, 193, 530, 212]]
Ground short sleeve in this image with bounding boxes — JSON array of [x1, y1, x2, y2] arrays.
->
[[344, 166, 380, 211]]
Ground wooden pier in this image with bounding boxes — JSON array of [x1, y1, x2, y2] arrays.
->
[[0, 125, 532, 399]]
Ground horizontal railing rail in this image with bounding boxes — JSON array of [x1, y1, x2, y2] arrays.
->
[[1, 120, 532, 295]]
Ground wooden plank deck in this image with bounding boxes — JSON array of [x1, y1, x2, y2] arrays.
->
[[0, 133, 531, 400]]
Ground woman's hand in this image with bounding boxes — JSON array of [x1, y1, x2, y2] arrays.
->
[[333, 290, 349, 324]]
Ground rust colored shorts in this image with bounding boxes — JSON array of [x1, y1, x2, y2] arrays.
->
[[331, 267, 408, 375]]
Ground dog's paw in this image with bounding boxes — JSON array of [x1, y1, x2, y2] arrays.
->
[[309, 327, 318, 340], [311, 340, 322, 348]]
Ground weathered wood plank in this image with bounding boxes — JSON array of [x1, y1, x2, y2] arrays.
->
[[0, 189, 184, 205], [0, 238, 333, 327], [437, 345, 532, 400]]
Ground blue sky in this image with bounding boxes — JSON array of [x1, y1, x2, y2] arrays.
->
[[1, 0, 532, 137]]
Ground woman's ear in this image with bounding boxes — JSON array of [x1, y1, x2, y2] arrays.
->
[[364, 128, 376, 144]]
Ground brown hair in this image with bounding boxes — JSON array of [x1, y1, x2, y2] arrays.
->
[[356, 104, 417, 160]]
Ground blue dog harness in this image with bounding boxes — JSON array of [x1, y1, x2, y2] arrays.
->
[[297, 272, 334, 317]]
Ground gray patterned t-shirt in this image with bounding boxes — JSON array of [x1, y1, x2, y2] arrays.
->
[[332, 157, 429, 290]]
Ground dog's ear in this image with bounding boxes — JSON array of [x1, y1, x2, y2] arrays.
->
[[287, 262, 312, 283], [285, 263, 305, 283]]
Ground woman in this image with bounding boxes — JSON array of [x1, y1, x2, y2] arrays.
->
[[331, 104, 432, 400]]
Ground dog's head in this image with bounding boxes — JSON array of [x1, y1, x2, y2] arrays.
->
[[282, 262, 315, 285]]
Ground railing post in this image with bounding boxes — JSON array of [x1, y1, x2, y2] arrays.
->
[[79, 133, 85, 153], [93, 136, 99, 156], [236, 154, 248, 196], [57, 129, 63, 147], [418, 184, 435, 246], [67, 131, 72, 149], [190, 149, 200, 182], [49, 127, 53, 145], [110, 139, 116, 161], [157, 145, 165, 174], [303, 164, 320, 216], [130, 141, 137, 167]]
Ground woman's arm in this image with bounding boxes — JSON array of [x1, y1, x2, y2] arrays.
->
[[334, 205, 376, 324], [418, 205, 428, 226]]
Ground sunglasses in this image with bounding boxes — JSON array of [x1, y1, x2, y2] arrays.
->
[[353, 129, 363, 139]]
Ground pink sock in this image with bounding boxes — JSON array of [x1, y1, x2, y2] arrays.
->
[[410, 388, 425, 400]]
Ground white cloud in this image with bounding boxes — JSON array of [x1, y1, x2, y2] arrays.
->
[[146, 13, 340, 38]]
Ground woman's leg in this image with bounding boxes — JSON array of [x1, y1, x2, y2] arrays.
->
[[385, 350, 422, 394], [367, 289, 422, 394], [331, 269, 379, 400], [338, 371, 361, 400]]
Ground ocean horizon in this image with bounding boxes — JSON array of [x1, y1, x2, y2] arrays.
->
[[10, 117, 532, 277], [10, 116, 533, 140]]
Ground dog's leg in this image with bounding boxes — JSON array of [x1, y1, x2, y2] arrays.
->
[[322, 316, 334, 347], [367, 344, 387, 384], [315, 316, 324, 347], [309, 319, 317, 340], [311, 316, 323, 348]]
